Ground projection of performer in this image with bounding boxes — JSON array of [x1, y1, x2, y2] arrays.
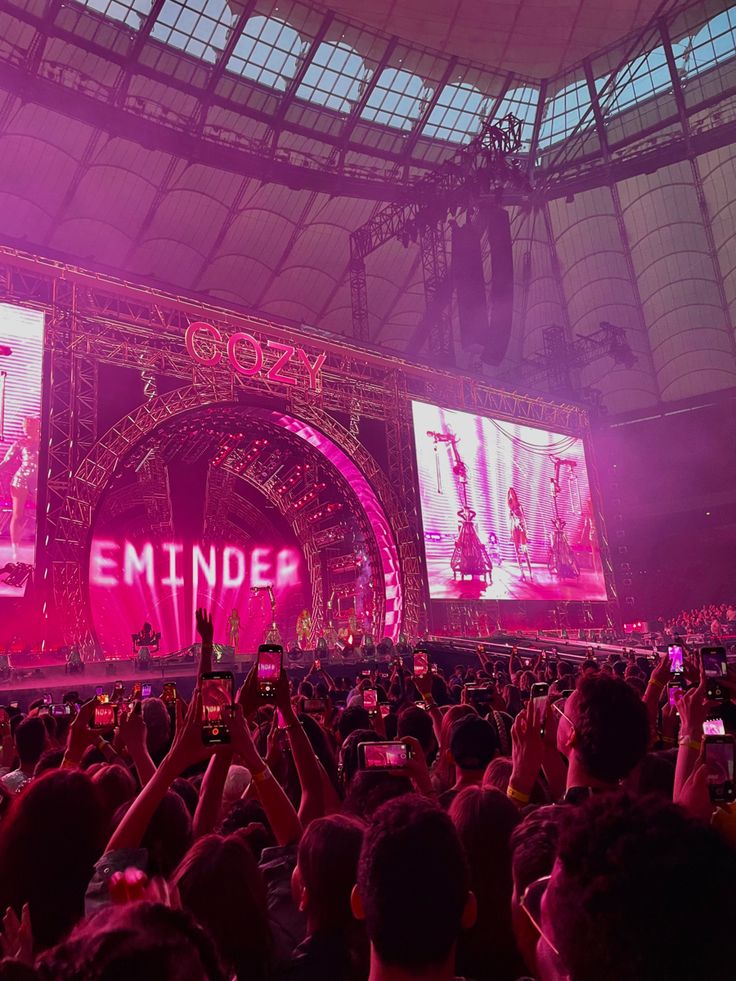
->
[[1, 416, 40, 563], [547, 456, 580, 580], [507, 486, 533, 582], [296, 608, 312, 649], [427, 429, 493, 584]]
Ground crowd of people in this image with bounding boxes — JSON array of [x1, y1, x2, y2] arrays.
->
[[662, 602, 736, 640], [0, 610, 734, 980]]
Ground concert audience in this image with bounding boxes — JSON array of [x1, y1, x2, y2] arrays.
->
[[0, 611, 736, 981]]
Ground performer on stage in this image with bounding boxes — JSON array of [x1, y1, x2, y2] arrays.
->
[[0, 417, 40, 563], [227, 609, 241, 651], [296, 608, 312, 649], [507, 486, 533, 581]]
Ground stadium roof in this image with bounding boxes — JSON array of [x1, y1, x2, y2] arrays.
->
[[0, 0, 735, 413]]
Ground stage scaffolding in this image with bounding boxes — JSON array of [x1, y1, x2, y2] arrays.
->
[[0, 245, 618, 651]]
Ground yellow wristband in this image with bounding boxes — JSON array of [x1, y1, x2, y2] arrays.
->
[[679, 738, 702, 752], [252, 767, 273, 784], [661, 735, 676, 745], [648, 678, 665, 690], [422, 692, 435, 704], [507, 784, 530, 804]]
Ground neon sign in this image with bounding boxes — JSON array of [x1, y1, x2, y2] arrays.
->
[[90, 540, 301, 593], [185, 321, 326, 391]]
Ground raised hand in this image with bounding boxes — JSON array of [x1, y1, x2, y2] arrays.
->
[[509, 697, 545, 799], [1, 903, 33, 965], [117, 701, 147, 754], [64, 698, 97, 765], [195, 608, 214, 643]]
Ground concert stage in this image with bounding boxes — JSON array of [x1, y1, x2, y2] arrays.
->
[[0, 248, 618, 659]]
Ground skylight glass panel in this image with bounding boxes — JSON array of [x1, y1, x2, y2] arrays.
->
[[151, 0, 235, 63], [422, 83, 491, 143], [79, 0, 153, 30], [227, 14, 305, 89], [296, 41, 369, 113], [679, 8, 736, 77], [361, 67, 431, 131], [492, 85, 540, 151]]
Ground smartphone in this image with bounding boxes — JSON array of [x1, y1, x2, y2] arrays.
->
[[162, 682, 177, 704], [112, 681, 124, 702], [363, 688, 378, 715], [257, 645, 282, 699], [704, 735, 736, 803], [531, 682, 549, 699], [131, 682, 142, 700], [276, 708, 287, 729], [141, 683, 152, 700], [51, 703, 72, 717], [413, 651, 429, 677], [94, 686, 109, 704], [561, 690, 574, 699], [42, 692, 52, 706], [313, 658, 321, 671], [465, 684, 492, 707], [701, 647, 728, 700], [200, 671, 234, 745], [704, 719, 726, 736], [379, 703, 390, 719], [303, 699, 325, 714], [9, 701, 19, 711], [430, 663, 438, 675], [91, 703, 118, 730], [361, 670, 372, 678], [667, 680, 684, 707], [358, 740, 412, 770], [668, 645, 684, 676]]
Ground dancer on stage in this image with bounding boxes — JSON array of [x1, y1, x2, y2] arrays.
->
[[227, 608, 241, 651], [507, 486, 533, 581], [1, 417, 39, 563], [296, 608, 312, 649]]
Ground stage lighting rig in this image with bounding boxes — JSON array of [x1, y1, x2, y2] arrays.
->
[[0, 562, 32, 588]]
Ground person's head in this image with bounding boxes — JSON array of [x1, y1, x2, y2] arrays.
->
[[449, 786, 522, 979], [0, 770, 105, 950], [450, 716, 499, 776], [439, 704, 476, 748], [343, 771, 413, 819], [339, 705, 371, 742], [23, 417, 40, 440], [14, 716, 47, 769], [115, 790, 191, 878], [142, 697, 171, 760], [90, 763, 136, 827], [509, 806, 565, 977], [483, 756, 551, 806], [173, 834, 271, 980], [556, 676, 648, 785], [36, 901, 226, 980], [33, 749, 64, 777], [293, 815, 364, 933], [536, 793, 736, 981], [340, 729, 379, 789], [397, 705, 436, 761], [353, 795, 475, 976]]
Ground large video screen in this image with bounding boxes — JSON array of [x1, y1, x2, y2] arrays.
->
[[412, 400, 608, 601], [0, 303, 44, 592]]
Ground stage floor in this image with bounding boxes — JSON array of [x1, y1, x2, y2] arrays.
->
[[423, 549, 608, 601]]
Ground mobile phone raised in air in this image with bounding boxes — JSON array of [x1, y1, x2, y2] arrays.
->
[[313, 658, 321, 671], [358, 741, 412, 771], [162, 682, 177, 704], [50, 703, 71, 717], [200, 671, 234, 745], [531, 682, 549, 700], [131, 682, 142, 700], [141, 683, 152, 700], [704, 719, 726, 736], [91, 703, 118, 730], [257, 645, 282, 700], [43, 692, 52, 706], [667, 680, 685, 707], [303, 699, 325, 714], [465, 684, 493, 708], [704, 735, 736, 804], [363, 688, 378, 715], [379, 703, 390, 719], [413, 651, 429, 677], [701, 647, 728, 701], [112, 681, 124, 702], [668, 645, 684, 676]]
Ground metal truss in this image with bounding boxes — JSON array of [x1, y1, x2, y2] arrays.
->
[[0, 247, 613, 645]]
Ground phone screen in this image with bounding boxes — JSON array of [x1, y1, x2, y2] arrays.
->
[[141, 683, 152, 699], [257, 647, 282, 699], [413, 652, 429, 677], [705, 738, 735, 801], [92, 704, 117, 729], [162, 683, 177, 704], [363, 688, 378, 710], [314, 658, 321, 671], [51, 704, 71, 717], [361, 742, 410, 770], [702, 649, 727, 677], [379, 704, 390, 718], [668, 646, 684, 674], [201, 673, 233, 745], [704, 719, 726, 736], [668, 681, 684, 707]]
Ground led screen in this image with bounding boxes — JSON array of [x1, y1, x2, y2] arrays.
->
[[0, 303, 44, 593], [412, 400, 608, 602]]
